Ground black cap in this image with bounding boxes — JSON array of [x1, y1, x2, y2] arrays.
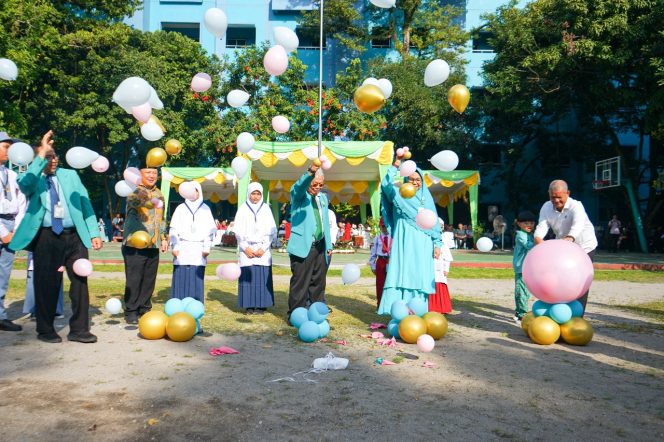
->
[[517, 210, 536, 222]]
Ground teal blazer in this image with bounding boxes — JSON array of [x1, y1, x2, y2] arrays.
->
[[286, 172, 332, 261], [10, 157, 99, 251]]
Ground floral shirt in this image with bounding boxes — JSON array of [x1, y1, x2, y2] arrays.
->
[[123, 184, 166, 248]]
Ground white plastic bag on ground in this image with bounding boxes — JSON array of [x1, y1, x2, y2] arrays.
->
[[312, 352, 348, 370]]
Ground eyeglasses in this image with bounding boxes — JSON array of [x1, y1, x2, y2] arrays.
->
[[310, 183, 324, 189], [45, 154, 59, 160], [408, 177, 422, 183]]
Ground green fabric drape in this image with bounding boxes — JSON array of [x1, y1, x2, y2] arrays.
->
[[359, 204, 366, 223], [252, 140, 386, 157], [469, 183, 478, 232], [368, 181, 380, 222], [238, 161, 252, 206], [447, 203, 454, 226], [160, 167, 234, 219]]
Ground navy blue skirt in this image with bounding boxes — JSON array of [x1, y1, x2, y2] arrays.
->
[[171, 265, 205, 302], [238, 265, 274, 309]]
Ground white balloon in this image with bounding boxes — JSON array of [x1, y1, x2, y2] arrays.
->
[[369, 0, 396, 8], [430, 150, 459, 172], [66, 146, 100, 169], [178, 181, 198, 201], [7, 142, 34, 166], [227, 89, 250, 108], [236, 132, 255, 153], [112, 77, 152, 108], [377, 78, 393, 99], [91, 156, 109, 173], [399, 160, 417, 177], [204, 8, 228, 38], [362, 77, 380, 87], [424, 59, 450, 87], [341, 264, 361, 285], [231, 157, 249, 179], [105, 298, 123, 315], [272, 115, 290, 134], [0, 58, 18, 81], [477, 237, 494, 253], [273, 26, 299, 52], [148, 86, 164, 110], [115, 180, 137, 197], [123, 167, 142, 186], [140, 122, 164, 141]]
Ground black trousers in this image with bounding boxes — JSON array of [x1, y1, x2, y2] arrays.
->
[[122, 246, 159, 317], [33, 227, 89, 335], [288, 239, 327, 315], [577, 249, 596, 315]]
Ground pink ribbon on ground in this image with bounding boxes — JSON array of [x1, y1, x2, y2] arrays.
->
[[371, 332, 385, 339], [376, 337, 398, 348], [380, 360, 397, 366], [370, 323, 387, 330], [334, 340, 347, 346], [422, 361, 435, 368], [209, 346, 240, 356]]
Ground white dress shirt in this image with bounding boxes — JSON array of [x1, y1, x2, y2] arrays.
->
[[534, 197, 598, 253], [328, 209, 338, 245], [0, 165, 27, 238]]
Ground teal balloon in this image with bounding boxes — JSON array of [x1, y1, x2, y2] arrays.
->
[[532, 300, 551, 317], [195, 319, 201, 334], [298, 321, 320, 342], [308, 302, 330, 324], [290, 307, 309, 328], [391, 301, 409, 322], [184, 300, 205, 320], [164, 298, 183, 316], [407, 297, 429, 317], [568, 300, 584, 317], [549, 303, 572, 324], [387, 319, 400, 339], [181, 297, 195, 309], [318, 320, 330, 338]]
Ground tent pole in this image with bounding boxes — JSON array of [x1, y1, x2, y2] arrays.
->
[[317, 0, 324, 158]]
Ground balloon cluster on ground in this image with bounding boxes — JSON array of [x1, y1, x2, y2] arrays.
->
[[138, 297, 204, 342], [290, 302, 331, 342], [521, 240, 594, 346], [388, 299, 448, 352]]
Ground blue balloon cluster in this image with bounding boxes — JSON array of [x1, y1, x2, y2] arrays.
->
[[387, 297, 429, 338], [290, 302, 331, 342], [165, 297, 205, 331], [531, 299, 583, 324]]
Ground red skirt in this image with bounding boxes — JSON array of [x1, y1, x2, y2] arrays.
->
[[429, 282, 452, 314]]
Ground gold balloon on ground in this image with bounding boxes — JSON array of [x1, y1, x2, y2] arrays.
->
[[422, 312, 448, 340], [528, 316, 560, 345], [399, 183, 417, 199], [398, 315, 428, 344], [448, 84, 470, 114], [166, 312, 197, 342], [560, 317, 593, 346], [138, 311, 169, 340], [146, 147, 168, 168], [521, 311, 535, 334], [127, 230, 151, 249], [165, 139, 182, 155], [353, 84, 385, 113]]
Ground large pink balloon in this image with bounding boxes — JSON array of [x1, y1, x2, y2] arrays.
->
[[91, 156, 109, 173], [216, 263, 241, 281], [416, 209, 437, 230], [178, 181, 198, 201], [123, 167, 142, 186], [263, 45, 288, 76], [417, 334, 435, 352], [399, 160, 417, 177], [522, 240, 594, 303], [191, 72, 212, 93], [131, 102, 152, 123], [272, 115, 290, 133], [73, 258, 93, 277]]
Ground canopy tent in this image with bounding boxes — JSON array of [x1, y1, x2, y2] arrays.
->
[[160, 167, 236, 214]]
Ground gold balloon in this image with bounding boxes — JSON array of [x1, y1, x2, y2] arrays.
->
[[138, 115, 167, 132], [403, 151, 412, 160], [165, 139, 182, 156], [521, 311, 535, 334], [138, 311, 169, 340], [560, 317, 593, 346], [399, 182, 417, 199], [127, 230, 151, 249], [312, 158, 322, 167], [353, 84, 385, 113], [448, 84, 470, 114], [398, 315, 428, 344], [422, 312, 448, 340], [528, 316, 561, 345], [166, 312, 197, 342], [146, 147, 167, 168]]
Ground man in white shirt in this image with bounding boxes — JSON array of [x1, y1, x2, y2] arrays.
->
[[534, 179, 597, 314], [0, 131, 27, 332]]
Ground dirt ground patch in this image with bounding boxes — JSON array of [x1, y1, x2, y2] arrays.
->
[[1, 278, 663, 441]]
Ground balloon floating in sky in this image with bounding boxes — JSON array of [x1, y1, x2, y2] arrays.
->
[[476, 237, 494, 253], [430, 150, 459, 172], [204, 8, 228, 38], [123, 167, 142, 186], [91, 156, 109, 173], [236, 132, 255, 153], [231, 156, 249, 179], [146, 147, 167, 168], [369, 0, 396, 8], [227, 89, 250, 108], [415, 209, 438, 230], [273, 26, 299, 53], [8, 142, 34, 166], [424, 59, 450, 87], [377, 78, 393, 99], [264, 45, 289, 76], [73, 258, 93, 277], [148, 86, 163, 110], [191, 72, 212, 93], [66, 146, 100, 169], [341, 264, 361, 285], [399, 160, 417, 177], [272, 115, 290, 134], [131, 102, 152, 123], [353, 84, 385, 113], [0, 58, 18, 81], [114, 180, 136, 197], [448, 84, 470, 114], [165, 139, 182, 156], [178, 181, 198, 201], [141, 122, 164, 142], [113, 76, 152, 108]]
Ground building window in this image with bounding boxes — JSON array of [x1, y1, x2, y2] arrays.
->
[[370, 28, 391, 49], [477, 144, 503, 165], [162, 22, 200, 42], [472, 31, 494, 53], [297, 27, 327, 49], [160, 0, 202, 3], [226, 26, 256, 48]]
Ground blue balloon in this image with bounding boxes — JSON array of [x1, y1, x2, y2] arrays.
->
[[298, 321, 320, 342], [568, 300, 584, 317], [308, 302, 330, 324], [184, 300, 205, 320], [290, 307, 309, 328], [387, 319, 400, 339], [407, 297, 429, 317], [164, 298, 183, 316], [318, 320, 330, 338], [195, 319, 201, 334], [391, 301, 409, 322], [181, 297, 195, 309], [549, 303, 572, 324], [532, 300, 551, 317]]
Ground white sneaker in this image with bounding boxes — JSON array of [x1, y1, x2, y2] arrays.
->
[[512, 315, 522, 327]]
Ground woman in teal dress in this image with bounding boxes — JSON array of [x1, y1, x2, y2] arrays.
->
[[378, 153, 442, 315]]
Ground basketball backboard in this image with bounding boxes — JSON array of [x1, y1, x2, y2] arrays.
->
[[593, 156, 621, 190]]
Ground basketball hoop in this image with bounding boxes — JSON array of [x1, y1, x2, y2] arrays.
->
[[592, 179, 610, 190]]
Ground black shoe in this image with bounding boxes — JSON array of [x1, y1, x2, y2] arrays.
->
[[67, 331, 98, 343], [37, 332, 62, 343], [125, 315, 138, 325], [255, 309, 266, 315], [0, 319, 22, 331]]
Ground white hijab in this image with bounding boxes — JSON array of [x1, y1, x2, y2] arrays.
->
[[234, 182, 276, 242], [169, 181, 216, 242]]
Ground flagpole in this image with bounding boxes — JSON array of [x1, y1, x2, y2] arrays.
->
[[317, 0, 324, 158]]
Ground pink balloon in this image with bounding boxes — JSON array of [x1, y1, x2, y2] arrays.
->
[[91, 156, 109, 173], [178, 181, 198, 201], [272, 115, 290, 134], [523, 240, 594, 303], [417, 334, 435, 352], [191, 72, 212, 93], [396, 148, 404, 156], [321, 160, 332, 170], [73, 258, 93, 277], [319, 154, 329, 162], [263, 45, 288, 76], [216, 263, 241, 281], [123, 167, 142, 186], [131, 102, 152, 123], [403, 146, 410, 152], [416, 209, 437, 230], [399, 160, 417, 177], [151, 197, 163, 209]]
